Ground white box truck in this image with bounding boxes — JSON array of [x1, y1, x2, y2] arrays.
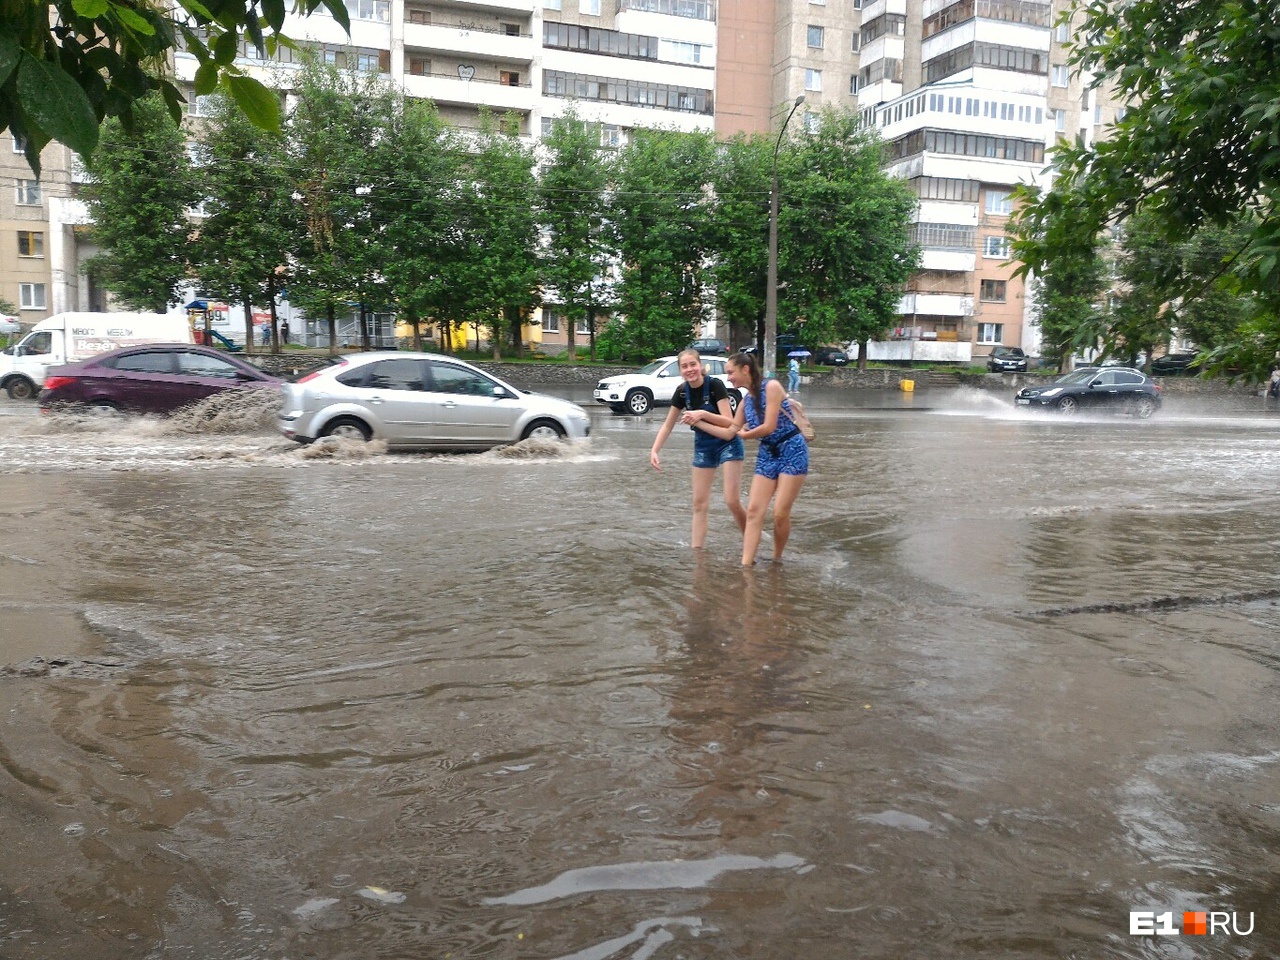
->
[[0, 312, 193, 399]]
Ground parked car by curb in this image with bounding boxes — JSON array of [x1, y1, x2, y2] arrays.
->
[[593, 355, 733, 415], [1150, 352, 1202, 376], [987, 346, 1029, 372]]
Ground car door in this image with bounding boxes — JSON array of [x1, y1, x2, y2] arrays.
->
[[425, 361, 522, 445], [352, 358, 434, 443], [1083, 369, 1124, 409], [654, 359, 683, 403], [100, 349, 188, 412], [173, 350, 262, 408]]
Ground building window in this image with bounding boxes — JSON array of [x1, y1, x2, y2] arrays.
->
[[600, 124, 622, 148], [980, 279, 1007, 302], [807, 25, 824, 48], [982, 235, 1010, 259], [1054, 22, 1069, 42], [575, 317, 592, 335], [582, 0, 600, 14], [502, 22, 520, 35], [805, 69, 822, 92], [661, 40, 705, 64], [542, 310, 561, 333], [408, 57, 430, 76], [849, 75, 859, 95], [1052, 64, 1068, 87], [500, 71, 520, 86], [985, 190, 1014, 215], [1049, 108, 1065, 132], [19, 283, 46, 309], [408, 8, 429, 22], [12, 134, 26, 153], [18, 231, 43, 257], [344, 0, 389, 21], [977, 323, 1003, 344], [544, 0, 561, 10], [851, 33, 860, 52], [16, 179, 40, 205]]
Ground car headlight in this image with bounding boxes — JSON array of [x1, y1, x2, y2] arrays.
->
[[1040, 387, 1062, 398]]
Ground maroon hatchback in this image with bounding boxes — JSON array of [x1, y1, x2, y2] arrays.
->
[[38, 343, 283, 414]]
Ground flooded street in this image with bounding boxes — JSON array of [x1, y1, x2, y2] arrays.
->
[[2, 382, 1279, 959]]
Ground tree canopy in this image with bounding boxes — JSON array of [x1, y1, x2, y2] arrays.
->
[[1011, 0, 1280, 376], [0, 0, 347, 175]]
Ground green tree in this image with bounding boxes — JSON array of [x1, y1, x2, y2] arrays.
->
[[430, 112, 541, 356], [0, 0, 348, 174], [708, 134, 770, 352], [1012, 0, 1280, 378], [287, 57, 392, 352], [192, 95, 299, 352], [369, 96, 457, 352], [539, 111, 611, 360], [82, 93, 195, 312], [609, 128, 717, 360], [467, 114, 541, 359], [781, 109, 918, 369]]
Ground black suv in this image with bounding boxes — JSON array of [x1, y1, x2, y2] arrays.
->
[[815, 346, 849, 366], [987, 346, 1029, 372], [687, 338, 728, 356]]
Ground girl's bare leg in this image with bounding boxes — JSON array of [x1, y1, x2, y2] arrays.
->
[[722, 459, 747, 533], [741, 474, 778, 566], [770, 473, 807, 560], [690, 467, 716, 548]]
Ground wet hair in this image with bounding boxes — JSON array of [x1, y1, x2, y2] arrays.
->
[[728, 351, 761, 399]]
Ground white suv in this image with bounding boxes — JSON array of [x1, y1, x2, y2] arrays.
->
[[593, 356, 734, 415]]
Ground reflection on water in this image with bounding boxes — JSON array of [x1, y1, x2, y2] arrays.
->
[[1, 385, 1279, 958]]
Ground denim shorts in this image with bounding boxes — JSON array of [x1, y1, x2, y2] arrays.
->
[[692, 435, 745, 469]]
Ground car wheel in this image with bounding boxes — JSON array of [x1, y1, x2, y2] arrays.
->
[[321, 416, 371, 441], [7, 378, 36, 401], [626, 390, 653, 415], [86, 399, 120, 416], [1056, 396, 1080, 415], [522, 418, 566, 442], [1134, 396, 1157, 419]]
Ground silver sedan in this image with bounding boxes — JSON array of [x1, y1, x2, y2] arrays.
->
[[278, 352, 591, 449]]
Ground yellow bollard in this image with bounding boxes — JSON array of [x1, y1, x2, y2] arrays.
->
[[900, 379, 915, 392]]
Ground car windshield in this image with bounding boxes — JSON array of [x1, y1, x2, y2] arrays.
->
[[637, 359, 668, 375], [1056, 370, 1100, 385]]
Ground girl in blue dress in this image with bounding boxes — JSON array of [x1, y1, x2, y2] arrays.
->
[[690, 352, 809, 565]]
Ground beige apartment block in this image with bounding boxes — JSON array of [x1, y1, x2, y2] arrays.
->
[[0, 133, 94, 324]]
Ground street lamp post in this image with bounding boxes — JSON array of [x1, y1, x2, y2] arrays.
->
[[764, 94, 805, 379]]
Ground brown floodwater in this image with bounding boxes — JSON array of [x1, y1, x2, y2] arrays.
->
[[2, 383, 1279, 959]]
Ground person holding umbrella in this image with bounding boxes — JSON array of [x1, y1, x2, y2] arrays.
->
[[787, 354, 801, 393]]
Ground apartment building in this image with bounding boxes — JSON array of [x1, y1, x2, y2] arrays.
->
[[0, 134, 98, 324], [754, 0, 1108, 360]]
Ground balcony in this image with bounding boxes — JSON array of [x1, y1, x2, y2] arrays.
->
[[919, 249, 976, 272], [897, 292, 974, 317], [403, 21, 534, 60], [402, 71, 535, 111]]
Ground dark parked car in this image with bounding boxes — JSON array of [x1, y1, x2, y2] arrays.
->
[[687, 338, 728, 356], [1150, 352, 1202, 376], [1014, 367, 1162, 418], [815, 346, 849, 366], [38, 343, 282, 414], [987, 346, 1029, 372]]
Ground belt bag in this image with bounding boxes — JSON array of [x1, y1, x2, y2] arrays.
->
[[761, 427, 800, 457]]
